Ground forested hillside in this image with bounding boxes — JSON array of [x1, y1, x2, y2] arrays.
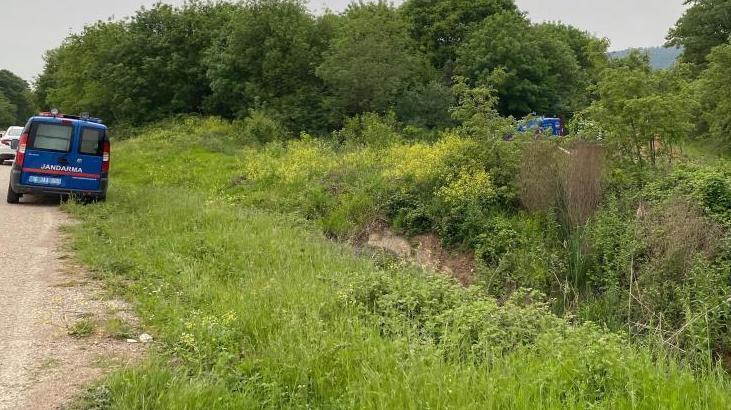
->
[[609, 46, 683, 69], [29, 0, 731, 407]]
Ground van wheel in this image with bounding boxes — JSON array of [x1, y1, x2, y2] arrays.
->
[[6, 183, 20, 204]]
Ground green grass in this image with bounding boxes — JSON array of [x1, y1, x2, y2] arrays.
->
[[679, 140, 731, 167], [63, 119, 731, 408], [103, 317, 134, 340], [69, 318, 96, 338]]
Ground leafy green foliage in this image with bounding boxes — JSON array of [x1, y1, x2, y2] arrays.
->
[[34, 0, 620, 135], [456, 11, 597, 117], [237, 109, 288, 144], [449, 75, 514, 138], [25, 0, 731, 398], [0, 91, 16, 129], [0, 69, 33, 126], [42, 2, 233, 124], [534, 22, 609, 107], [667, 0, 731, 66], [395, 81, 455, 129], [316, 1, 430, 122], [697, 42, 731, 149], [576, 164, 731, 364], [335, 112, 402, 147], [400, 0, 517, 69], [206, 0, 331, 132], [581, 64, 696, 164]]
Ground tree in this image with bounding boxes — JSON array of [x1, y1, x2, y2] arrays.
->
[[43, 21, 129, 123], [0, 91, 17, 128], [39, 2, 235, 125], [0, 69, 33, 123], [535, 22, 609, 108], [608, 49, 653, 72], [121, 2, 235, 122], [581, 66, 695, 164], [34, 50, 60, 111], [317, 1, 430, 122], [449, 75, 513, 139], [667, 0, 731, 66], [396, 81, 454, 129], [456, 11, 584, 118], [697, 42, 731, 149], [205, 0, 331, 132], [400, 0, 517, 70]]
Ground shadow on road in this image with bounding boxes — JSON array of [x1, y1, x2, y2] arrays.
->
[[18, 195, 63, 207]]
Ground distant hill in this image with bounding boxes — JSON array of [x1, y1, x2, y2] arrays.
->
[[608, 47, 683, 70]]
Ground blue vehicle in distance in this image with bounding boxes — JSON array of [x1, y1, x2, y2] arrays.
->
[[7, 110, 110, 204], [516, 116, 565, 137]]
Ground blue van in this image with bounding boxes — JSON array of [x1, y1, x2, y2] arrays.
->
[[517, 116, 564, 137], [7, 112, 110, 203]]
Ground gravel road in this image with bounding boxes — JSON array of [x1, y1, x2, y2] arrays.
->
[[0, 164, 141, 409]]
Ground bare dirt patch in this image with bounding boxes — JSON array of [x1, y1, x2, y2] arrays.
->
[[366, 225, 475, 285]]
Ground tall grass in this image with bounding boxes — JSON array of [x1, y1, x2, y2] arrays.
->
[[63, 118, 731, 408]]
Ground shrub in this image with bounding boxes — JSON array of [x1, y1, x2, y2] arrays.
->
[[396, 81, 454, 129], [583, 195, 731, 364], [471, 213, 564, 296], [560, 143, 605, 230], [585, 201, 638, 293], [518, 142, 560, 213], [241, 138, 338, 185], [436, 168, 495, 208], [644, 165, 731, 225], [336, 112, 403, 147], [236, 109, 287, 144], [640, 199, 721, 274], [519, 141, 605, 231]]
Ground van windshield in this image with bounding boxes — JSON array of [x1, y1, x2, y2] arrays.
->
[[28, 123, 73, 152]]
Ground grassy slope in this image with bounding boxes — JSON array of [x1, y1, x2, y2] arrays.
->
[[66, 121, 731, 408]]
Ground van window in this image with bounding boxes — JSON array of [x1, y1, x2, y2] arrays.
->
[[6, 127, 22, 137], [79, 128, 104, 155], [29, 123, 73, 152]]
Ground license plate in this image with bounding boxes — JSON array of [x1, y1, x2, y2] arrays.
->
[[29, 176, 62, 186]]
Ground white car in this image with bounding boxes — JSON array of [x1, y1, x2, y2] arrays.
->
[[0, 126, 23, 163]]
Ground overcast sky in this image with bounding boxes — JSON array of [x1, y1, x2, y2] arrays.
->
[[0, 0, 688, 83]]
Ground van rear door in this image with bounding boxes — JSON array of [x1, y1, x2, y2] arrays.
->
[[20, 120, 102, 191]]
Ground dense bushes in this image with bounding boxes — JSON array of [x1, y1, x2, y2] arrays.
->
[[576, 164, 731, 364]]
